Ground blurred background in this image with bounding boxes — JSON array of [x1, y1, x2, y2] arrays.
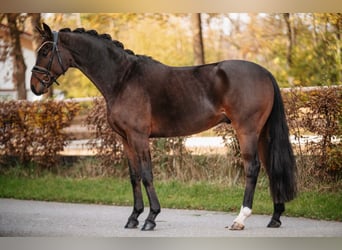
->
[[1, 13, 341, 100]]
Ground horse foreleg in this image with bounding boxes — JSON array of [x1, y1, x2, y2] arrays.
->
[[122, 139, 145, 229], [229, 134, 260, 230], [124, 155, 144, 229], [140, 148, 161, 231], [123, 137, 160, 231]]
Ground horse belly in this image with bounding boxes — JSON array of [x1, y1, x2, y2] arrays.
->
[[150, 108, 225, 138]]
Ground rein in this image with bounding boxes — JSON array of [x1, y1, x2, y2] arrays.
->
[[31, 31, 66, 88]]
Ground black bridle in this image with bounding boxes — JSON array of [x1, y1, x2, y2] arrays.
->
[[31, 31, 66, 88]]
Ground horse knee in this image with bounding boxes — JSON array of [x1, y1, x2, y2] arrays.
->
[[141, 168, 153, 186], [130, 174, 141, 185]]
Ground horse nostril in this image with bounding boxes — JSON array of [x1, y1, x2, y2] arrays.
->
[[31, 81, 44, 96], [31, 85, 39, 95]]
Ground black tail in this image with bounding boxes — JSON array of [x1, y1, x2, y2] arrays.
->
[[265, 73, 297, 203]]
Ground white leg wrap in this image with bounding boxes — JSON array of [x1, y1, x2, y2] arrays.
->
[[233, 206, 252, 225]]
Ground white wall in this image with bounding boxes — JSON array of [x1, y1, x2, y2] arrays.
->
[[0, 40, 42, 101]]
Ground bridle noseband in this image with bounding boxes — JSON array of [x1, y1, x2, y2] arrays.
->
[[31, 31, 66, 88]]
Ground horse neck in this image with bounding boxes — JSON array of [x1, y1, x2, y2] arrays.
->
[[60, 32, 134, 101]]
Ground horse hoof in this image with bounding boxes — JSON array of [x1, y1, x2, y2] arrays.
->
[[141, 220, 156, 231], [124, 218, 139, 229], [267, 218, 282, 228], [228, 222, 245, 230]]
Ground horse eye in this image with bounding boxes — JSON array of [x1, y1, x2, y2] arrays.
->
[[41, 48, 49, 57], [39, 44, 52, 57]]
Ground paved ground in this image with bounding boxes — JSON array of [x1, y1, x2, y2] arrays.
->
[[0, 198, 341, 237]]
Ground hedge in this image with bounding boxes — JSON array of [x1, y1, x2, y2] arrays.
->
[[84, 86, 341, 182], [0, 100, 79, 167], [0, 86, 341, 182]]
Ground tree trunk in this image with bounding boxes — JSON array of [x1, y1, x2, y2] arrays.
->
[[333, 14, 341, 84], [283, 13, 295, 68], [29, 13, 41, 51], [7, 13, 27, 100], [191, 13, 205, 65]]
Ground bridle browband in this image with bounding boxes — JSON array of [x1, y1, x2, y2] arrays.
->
[[31, 31, 66, 88]]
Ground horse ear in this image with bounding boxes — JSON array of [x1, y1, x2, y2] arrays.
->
[[41, 23, 53, 40], [35, 24, 45, 36]]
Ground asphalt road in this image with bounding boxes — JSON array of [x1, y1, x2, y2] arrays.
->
[[0, 198, 341, 237]]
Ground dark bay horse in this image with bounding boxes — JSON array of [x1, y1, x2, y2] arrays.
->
[[30, 23, 297, 231]]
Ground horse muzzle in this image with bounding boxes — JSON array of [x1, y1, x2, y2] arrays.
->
[[30, 76, 49, 96]]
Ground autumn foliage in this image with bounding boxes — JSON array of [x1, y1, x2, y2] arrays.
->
[[0, 87, 341, 183], [283, 87, 342, 181], [0, 100, 79, 167], [84, 97, 124, 167]]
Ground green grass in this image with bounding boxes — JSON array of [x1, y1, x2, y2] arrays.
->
[[0, 174, 341, 221]]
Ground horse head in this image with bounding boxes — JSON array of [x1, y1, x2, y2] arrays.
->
[[30, 23, 70, 95]]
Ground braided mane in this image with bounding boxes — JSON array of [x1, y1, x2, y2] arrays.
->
[[59, 27, 135, 55]]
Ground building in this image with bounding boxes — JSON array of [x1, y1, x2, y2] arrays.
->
[[0, 24, 41, 101]]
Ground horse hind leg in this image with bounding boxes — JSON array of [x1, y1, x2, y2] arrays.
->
[[258, 129, 285, 228], [229, 132, 260, 230], [268, 203, 285, 228]]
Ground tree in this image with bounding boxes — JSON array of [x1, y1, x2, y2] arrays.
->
[[284, 13, 342, 86], [283, 13, 295, 68], [191, 13, 205, 65], [28, 13, 41, 51], [1, 13, 27, 100]]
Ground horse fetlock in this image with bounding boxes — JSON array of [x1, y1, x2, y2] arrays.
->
[[151, 207, 161, 216], [134, 206, 144, 215], [231, 206, 252, 229]]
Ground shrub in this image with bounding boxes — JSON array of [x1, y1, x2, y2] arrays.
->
[[283, 86, 342, 183], [84, 98, 125, 173], [85, 86, 341, 184], [3, 86, 336, 185], [0, 100, 79, 168]]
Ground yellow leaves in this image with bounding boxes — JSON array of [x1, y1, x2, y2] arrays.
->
[[0, 100, 80, 167], [283, 86, 342, 179], [306, 54, 313, 61], [84, 97, 124, 166], [293, 79, 302, 86]]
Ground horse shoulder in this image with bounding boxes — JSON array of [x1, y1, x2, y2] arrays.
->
[[108, 81, 153, 136]]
